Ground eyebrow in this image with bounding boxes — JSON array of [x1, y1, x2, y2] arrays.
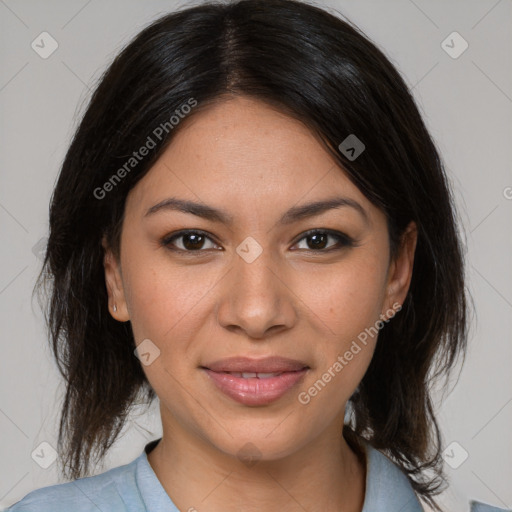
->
[[144, 196, 369, 225]]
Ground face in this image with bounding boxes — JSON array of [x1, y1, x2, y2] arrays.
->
[[103, 96, 416, 462]]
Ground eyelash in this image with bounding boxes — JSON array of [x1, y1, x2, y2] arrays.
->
[[160, 229, 356, 255]]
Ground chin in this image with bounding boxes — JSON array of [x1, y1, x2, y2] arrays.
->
[[202, 419, 313, 464]]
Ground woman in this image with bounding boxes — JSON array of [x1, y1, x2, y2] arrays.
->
[[4, 0, 504, 511]]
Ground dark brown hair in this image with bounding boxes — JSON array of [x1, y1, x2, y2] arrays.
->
[[34, 1, 468, 510]]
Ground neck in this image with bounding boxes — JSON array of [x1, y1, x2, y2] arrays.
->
[[147, 416, 366, 512]]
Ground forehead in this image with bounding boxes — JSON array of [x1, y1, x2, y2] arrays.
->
[[125, 96, 375, 222], [166, 96, 335, 181]]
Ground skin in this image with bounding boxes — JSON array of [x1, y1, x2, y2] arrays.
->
[[103, 95, 417, 512]]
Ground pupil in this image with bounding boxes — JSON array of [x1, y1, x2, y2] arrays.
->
[[184, 233, 204, 250], [309, 233, 327, 249]]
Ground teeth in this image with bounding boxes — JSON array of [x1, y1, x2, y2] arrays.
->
[[226, 372, 284, 378]]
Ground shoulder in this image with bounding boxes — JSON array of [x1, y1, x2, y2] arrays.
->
[[470, 501, 511, 512], [362, 441, 424, 512], [3, 456, 144, 512], [360, 442, 511, 512]]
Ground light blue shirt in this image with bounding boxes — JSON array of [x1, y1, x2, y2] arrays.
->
[[3, 438, 508, 512]]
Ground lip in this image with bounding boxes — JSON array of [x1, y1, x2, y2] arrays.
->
[[203, 356, 309, 373], [201, 356, 309, 406]]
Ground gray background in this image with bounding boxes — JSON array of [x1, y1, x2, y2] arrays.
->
[[0, 1, 511, 511]]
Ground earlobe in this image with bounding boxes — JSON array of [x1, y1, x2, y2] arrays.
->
[[102, 236, 130, 322], [384, 221, 417, 312]]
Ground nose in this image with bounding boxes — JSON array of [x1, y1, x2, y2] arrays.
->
[[215, 244, 298, 340]]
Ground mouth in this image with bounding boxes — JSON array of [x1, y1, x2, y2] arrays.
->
[[200, 356, 310, 406], [215, 371, 290, 378]]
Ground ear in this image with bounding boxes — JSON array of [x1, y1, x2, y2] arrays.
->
[[102, 236, 130, 322], [383, 221, 417, 316]]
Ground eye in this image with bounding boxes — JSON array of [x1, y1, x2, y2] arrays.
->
[[161, 228, 355, 254], [292, 229, 355, 252], [161, 230, 221, 253]]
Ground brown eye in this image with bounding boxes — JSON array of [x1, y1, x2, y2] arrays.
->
[[292, 229, 354, 252], [305, 232, 329, 250], [162, 230, 220, 252]]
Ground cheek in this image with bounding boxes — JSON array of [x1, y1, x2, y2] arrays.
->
[[122, 248, 212, 339], [122, 256, 209, 407], [294, 252, 389, 401], [297, 253, 388, 341]]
